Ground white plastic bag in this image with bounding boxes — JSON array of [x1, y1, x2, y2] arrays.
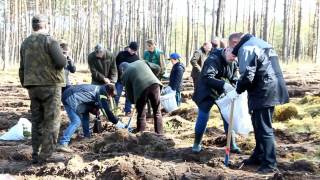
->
[[160, 90, 178, 113], [0, 118, 32, 141], [215, 92, 253, 136]]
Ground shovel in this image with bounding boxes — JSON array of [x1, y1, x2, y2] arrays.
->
[[93, 114, 103, 133], [126, 108, 136, 132], [224, 99, 235, 167]]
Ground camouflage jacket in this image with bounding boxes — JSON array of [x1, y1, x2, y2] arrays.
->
[[19, 32, 66, 87]]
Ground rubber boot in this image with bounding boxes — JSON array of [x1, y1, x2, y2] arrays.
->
[[230, 131, 242, 154], [192, 133, 203, 153]]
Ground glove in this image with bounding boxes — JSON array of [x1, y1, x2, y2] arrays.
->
[[161, 86, 172, 95], [223, 83, 235, 93], [226, 89, 239, 100], [115, 121, 126, 129]]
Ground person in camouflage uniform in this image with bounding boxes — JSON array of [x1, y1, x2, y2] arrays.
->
[[19, 15, 67, 163]]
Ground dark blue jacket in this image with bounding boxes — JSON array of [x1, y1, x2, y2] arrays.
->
[[169, 62, 185, 91], [192, 48, 238, 112], [62, 84, 118, 123], [233, 35, 289, 111]]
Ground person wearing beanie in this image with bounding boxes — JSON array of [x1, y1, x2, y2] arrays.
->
[[88, 44, 117, 85], [115, 41, 140, 115], [56, 83, 127, 153], [162, 53, 185, 106]]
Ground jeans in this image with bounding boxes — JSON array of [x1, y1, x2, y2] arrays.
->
[[115, 81, 132, 113], [194, 104, 239, 149], [60, 105, 90, 145]]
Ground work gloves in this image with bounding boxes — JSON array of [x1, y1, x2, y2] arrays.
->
[[161, 86, 173, 95], [115, 121, 126, 129]]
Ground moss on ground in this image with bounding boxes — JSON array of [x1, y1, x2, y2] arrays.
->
[[274, 103, 299, 122]]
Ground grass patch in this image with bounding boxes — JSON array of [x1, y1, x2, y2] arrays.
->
[[299, 95, 320, 105], [274, 103, 299, 122]]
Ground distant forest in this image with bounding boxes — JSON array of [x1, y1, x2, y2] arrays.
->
[[0, 0, 319, 70]]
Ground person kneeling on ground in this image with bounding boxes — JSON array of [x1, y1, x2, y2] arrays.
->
[[162, 53, 185, 106], [192, 33, 244, 154], [119, 60, 163, 134], [57, 84, 127, 153]]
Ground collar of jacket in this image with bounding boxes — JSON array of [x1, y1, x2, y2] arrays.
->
[[232, 34, 254, 56]]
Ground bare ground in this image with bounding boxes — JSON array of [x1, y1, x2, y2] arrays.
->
[[0, 65, 320, 179]]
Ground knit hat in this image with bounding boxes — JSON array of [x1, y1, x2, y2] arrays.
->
[[128, 42, 138, 51]]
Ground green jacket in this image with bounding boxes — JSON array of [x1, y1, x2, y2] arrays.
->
[[88, 50, 117, 85], [121, 60, 162, 104], [19, 32, 66, 87], [143, 48, 163, 66]]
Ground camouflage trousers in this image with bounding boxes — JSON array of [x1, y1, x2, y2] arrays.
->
[[28, 86, 61, 160]]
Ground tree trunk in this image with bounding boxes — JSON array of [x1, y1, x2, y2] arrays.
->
[[235, 0, 239, 31], [211, 0, 216, 40], [315, 0, 320, 64], [109, 0, 116, 50], [282, 0, 289, 63], [263, 0, 269, 41], [252, 0, 257, 35], [186, 0, 191, 67], [295, 0, 302, 61], [215, 0, 222, 37], [203, 0, 207, 41]]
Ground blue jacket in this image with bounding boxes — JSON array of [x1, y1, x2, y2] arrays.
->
[[192, 48, 238, 112], [62, 84, 118, 123], [233, 35, 289, 111], [169, 62, 185, 91]]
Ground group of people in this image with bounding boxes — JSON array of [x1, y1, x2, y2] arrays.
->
[[19, 15, 185, 163], [19, 14, 289, 174]]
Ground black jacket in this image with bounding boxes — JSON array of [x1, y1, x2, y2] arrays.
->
[[234, 35, 289, 111], [192, 48, 238, 111], [116, 51, 139, 79], [169, 62, 185, 91]]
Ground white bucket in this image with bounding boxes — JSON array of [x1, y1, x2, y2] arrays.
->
[[160, 91, 178, 113]]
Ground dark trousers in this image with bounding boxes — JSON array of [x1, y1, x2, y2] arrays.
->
[[28, 86, 61, 160], [192, 76, 199, 92], [250, 107, 277, 168], [136, 84, 163, 134]]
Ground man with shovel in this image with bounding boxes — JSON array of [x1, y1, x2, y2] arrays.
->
[[191, 33, 244, 153], [56, 83, 127, 153], [119, 60, 163, 134]]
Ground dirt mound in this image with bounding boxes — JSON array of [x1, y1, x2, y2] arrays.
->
[[272, 171, 320, 180], [203, 135, 226, 147], [102, 156, 174, 179], [169, 107, 197, 121], [165, 116, 194, 129], [274, 129, 314, 144], [94, 130, 175, 157], [103, 159, 137, 179]]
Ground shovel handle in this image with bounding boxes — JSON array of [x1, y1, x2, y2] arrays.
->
[[225, 99, 235, 166]]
